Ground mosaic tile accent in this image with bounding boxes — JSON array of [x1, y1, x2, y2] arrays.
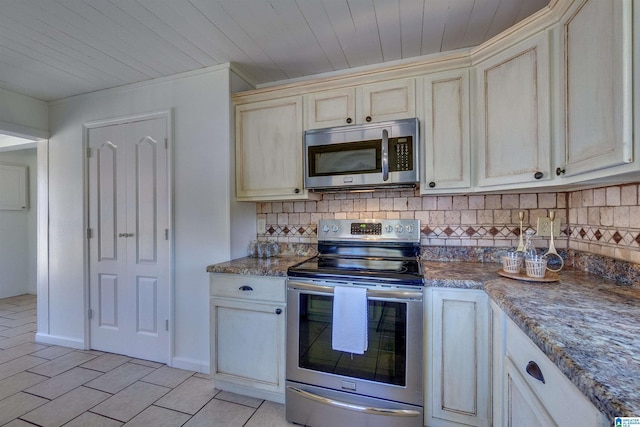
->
[[262, 225, 316, 237]]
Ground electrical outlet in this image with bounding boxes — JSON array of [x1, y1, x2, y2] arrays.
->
[[536, 217, 560, 237], [257, 218, 266, 234]]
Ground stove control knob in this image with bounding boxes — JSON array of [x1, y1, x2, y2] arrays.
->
[[331, 224, 340, 232], [322, 225, 330, 233], [395, 224, 404, 233], [406, 224, 414, 233], [385, 225, 393, 233]]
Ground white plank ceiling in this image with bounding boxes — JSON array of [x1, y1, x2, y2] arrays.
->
[[0, 0, 549, 102]]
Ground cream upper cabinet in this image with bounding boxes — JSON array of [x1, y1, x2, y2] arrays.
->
[[555, 0, 634, 179], [235, 96, 319, 201], [474, 31, 552, 189], [304, 78, 416, 130], [426, 288, 491, 427], [358, 78, 416, 124], [304, 88, 355, 129], [420, 69, 471, 193]]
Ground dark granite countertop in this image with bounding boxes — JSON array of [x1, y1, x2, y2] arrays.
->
[[207, 256, 640, 419], [206, 255, 309, 277]]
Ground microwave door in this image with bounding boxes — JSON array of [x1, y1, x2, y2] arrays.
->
[[304, 118, 418, 189]]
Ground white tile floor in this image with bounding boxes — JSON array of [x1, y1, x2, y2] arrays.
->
[[0, 294, 295, 426]]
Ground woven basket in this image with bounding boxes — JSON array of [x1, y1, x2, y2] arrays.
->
[[525, 257, 547, 278], [502, 255, 522, 274]]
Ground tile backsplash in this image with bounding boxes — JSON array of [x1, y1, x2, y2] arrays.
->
[[258, 189, 570, 250], [257, 182, 640, 265], [568, 184, 640, 264]]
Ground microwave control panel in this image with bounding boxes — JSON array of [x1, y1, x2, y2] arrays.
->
[[389, 137, 413, 171]]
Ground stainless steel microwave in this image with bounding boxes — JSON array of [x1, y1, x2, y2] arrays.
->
[[304, 118, 419, 191]]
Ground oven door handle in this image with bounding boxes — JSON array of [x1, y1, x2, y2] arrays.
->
[[287, 386, 420, 417], [287, 280, 422, 300]]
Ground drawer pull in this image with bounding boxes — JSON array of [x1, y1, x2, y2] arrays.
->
[[275, 308, 282, 315], [526, 361, 545, 384], [239, 285, 253, 291]]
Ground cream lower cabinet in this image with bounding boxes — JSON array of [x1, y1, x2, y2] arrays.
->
[[420, 69, 471, 193], [426, 288, 491, 427], [490, 300, 505, 427], [474, 31, 552, 190], [498, 313, 608, 426], [210, 274, 286, 403], [554, 0, 635, 180], [235, 96, 319, 201]]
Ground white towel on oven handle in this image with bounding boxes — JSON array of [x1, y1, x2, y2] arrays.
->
[[332, 285, 368, 354]]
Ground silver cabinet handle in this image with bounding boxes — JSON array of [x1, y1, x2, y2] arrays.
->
[[381, 129, 389, 181], [118, 233, 134, 238], [286, 386, 420, 417]]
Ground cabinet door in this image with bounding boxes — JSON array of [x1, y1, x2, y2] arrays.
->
[[304, 88, 355, 129], [421, 69, 471, 193], [504, 357, 556, 427], [427, 288, 491, 427], [211, 297, 285, 400], [557, 0, 633, 177], [358, 78, 416, 123], [236, 96, 317, 201], [0, 163, 28, 210], [505, 318, 607, 426], [475, 32, 551, 188], [491, 300, 505, 427]]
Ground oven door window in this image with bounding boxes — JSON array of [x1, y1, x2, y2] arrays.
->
[[298, 294, 407, 386], [308, 140, 381, 176]]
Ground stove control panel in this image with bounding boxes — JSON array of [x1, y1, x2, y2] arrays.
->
[[318, 219, 420, 242], [350, 222, 382, 235]]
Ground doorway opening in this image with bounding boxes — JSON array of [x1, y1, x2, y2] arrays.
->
[[0, 133, 40, 300]]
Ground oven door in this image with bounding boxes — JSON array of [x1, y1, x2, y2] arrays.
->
[[286, 279, 423, 407]]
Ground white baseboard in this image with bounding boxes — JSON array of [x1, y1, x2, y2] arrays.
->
[[35, 332, 85, 349], [171, 356, 210, 374]]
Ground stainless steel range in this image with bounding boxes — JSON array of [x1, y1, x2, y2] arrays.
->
[[286, 219, 424, 427]]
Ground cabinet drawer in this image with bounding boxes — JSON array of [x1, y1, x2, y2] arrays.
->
[[505, 318, 606, 426], [210, 274, 285, 303]]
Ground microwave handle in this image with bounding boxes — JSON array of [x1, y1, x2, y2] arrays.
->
[[381, 129, 389, 181]]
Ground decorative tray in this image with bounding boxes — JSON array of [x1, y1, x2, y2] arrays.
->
[[498, 269, 560, 283]]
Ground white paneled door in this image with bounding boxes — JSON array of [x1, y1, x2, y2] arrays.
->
[[88, 116, 170, 363]]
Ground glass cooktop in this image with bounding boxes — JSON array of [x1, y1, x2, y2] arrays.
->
[[287, 255, 424, 286]]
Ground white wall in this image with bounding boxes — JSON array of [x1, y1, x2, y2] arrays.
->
[[43, 65, 255, 372], [0, 149, 37, 298], [0, 87, 48, 139]]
